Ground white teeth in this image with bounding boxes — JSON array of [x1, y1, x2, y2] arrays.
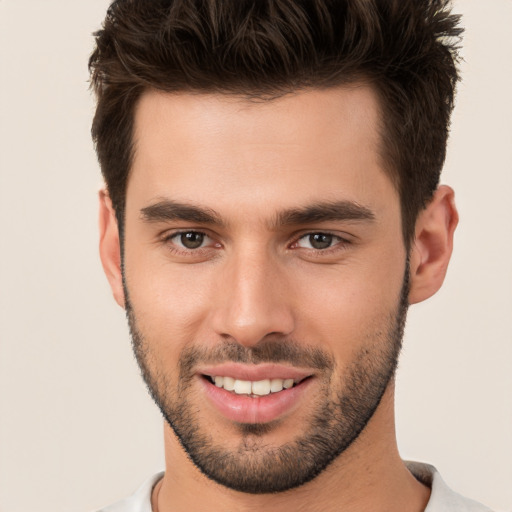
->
[[223, 376, 235, 391], [234, 379, 252, 394], [251, 379, 271, 396], [283, 379, 294, 389], [211, 376, 298, 395], [270, 378, 284, 392]]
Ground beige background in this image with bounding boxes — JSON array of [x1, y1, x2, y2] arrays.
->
[[0, 1, 511, 511]]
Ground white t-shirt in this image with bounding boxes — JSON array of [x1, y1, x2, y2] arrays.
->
[[96, 462, 493, 512]]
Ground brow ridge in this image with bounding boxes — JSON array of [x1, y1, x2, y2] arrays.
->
[[273, 200, 376, 227], [140, 199, 375, 228], [140, 200, 224, 226]]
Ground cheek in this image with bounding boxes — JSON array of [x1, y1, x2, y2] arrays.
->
[[291, 255, 406, 357], [124, 250, 215, 353]]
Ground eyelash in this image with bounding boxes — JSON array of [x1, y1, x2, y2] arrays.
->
[[162, 230, 215, 255], [160, 230, 351, 257], [292, 232, 350, 255]]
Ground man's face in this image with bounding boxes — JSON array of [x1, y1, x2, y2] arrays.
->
[[122, 87, 408, 493]]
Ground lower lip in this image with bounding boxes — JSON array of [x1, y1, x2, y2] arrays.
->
[[200, 377, 313, 424]]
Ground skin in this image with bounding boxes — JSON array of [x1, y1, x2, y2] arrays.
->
[[99, 85, 458, 512]]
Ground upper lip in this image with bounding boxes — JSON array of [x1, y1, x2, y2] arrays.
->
[[198, 363, 313, 382]]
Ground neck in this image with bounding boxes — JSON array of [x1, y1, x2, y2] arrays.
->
[[154, 382, 430, 512]]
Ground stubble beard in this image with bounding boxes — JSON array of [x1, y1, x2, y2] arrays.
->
[[124, 266, 409, 494]]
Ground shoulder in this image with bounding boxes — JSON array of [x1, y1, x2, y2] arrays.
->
[[94, 472, 164, 512], [405, 461, 494, 512]]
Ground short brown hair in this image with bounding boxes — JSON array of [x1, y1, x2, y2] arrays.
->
[[89, 0, 462, 244]]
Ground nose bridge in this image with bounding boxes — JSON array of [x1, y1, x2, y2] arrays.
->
[[212, 244, 294, 346]]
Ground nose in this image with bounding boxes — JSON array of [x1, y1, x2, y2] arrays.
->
[[211, 249, 295, 347]]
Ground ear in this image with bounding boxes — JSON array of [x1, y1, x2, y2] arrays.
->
[[408, 185, 459, 304], [98, 190, 125, 308]]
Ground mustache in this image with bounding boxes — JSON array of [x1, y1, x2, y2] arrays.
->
[[179, 338, 334, 372]]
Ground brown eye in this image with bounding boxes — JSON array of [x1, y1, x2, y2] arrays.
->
[[296, 233, 337, 250], [309, 233, 333, 249], [176, 231, 206, 249]]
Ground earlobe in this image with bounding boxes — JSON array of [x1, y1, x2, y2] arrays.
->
[[408, 185, 459, 305], [98, 189, 125, 308]]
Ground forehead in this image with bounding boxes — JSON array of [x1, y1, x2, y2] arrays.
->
[[128, 86, 396, 222], [134, 85, 381, 144]]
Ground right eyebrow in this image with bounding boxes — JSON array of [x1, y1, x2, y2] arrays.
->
[[140, 200, 225, 227]]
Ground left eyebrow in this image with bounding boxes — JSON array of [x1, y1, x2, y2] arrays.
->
[[272, 200, 376, 228]]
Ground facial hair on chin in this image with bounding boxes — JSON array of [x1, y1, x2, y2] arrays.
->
[[123, 264, 409, 494]]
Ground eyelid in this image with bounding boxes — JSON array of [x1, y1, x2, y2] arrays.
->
[[161, 229, 220, 251], [158, 228, 352, 256], [290, 230, 353, 252]]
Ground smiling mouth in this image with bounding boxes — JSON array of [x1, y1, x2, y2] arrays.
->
[[203, 375, 310, 396]]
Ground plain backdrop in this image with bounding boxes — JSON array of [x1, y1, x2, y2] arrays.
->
[[0, 1, 511, 511]]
